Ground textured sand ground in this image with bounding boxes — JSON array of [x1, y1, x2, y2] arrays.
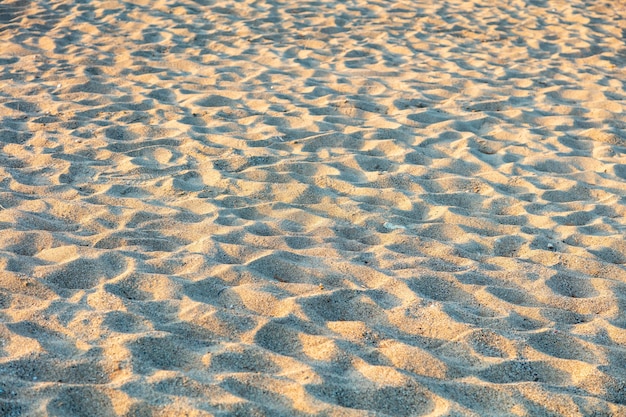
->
[[1, 0, 626, 415]]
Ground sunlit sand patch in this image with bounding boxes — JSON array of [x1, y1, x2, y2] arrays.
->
[[0, 0, 625, 415]]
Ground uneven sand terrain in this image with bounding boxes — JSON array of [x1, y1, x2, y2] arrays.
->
[[1, 0, 626, 415]]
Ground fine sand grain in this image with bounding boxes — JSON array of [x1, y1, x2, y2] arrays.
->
[[1, 0, 626, 416]]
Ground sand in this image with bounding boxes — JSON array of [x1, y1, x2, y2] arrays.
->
[[1, 0, 626, 415]]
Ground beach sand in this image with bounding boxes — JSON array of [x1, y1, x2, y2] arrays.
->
[[1, 0, 626, 415]]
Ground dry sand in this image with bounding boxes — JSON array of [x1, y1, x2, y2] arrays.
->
[[1, 0, 626, 415]]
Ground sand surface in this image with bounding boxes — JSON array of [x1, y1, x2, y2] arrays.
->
[[1, 0, 626, 415]]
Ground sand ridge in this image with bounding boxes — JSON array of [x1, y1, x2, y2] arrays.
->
[[1, 0, 626, 415]]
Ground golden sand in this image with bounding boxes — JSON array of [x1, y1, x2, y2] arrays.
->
[[1, 0, 625, 415]]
